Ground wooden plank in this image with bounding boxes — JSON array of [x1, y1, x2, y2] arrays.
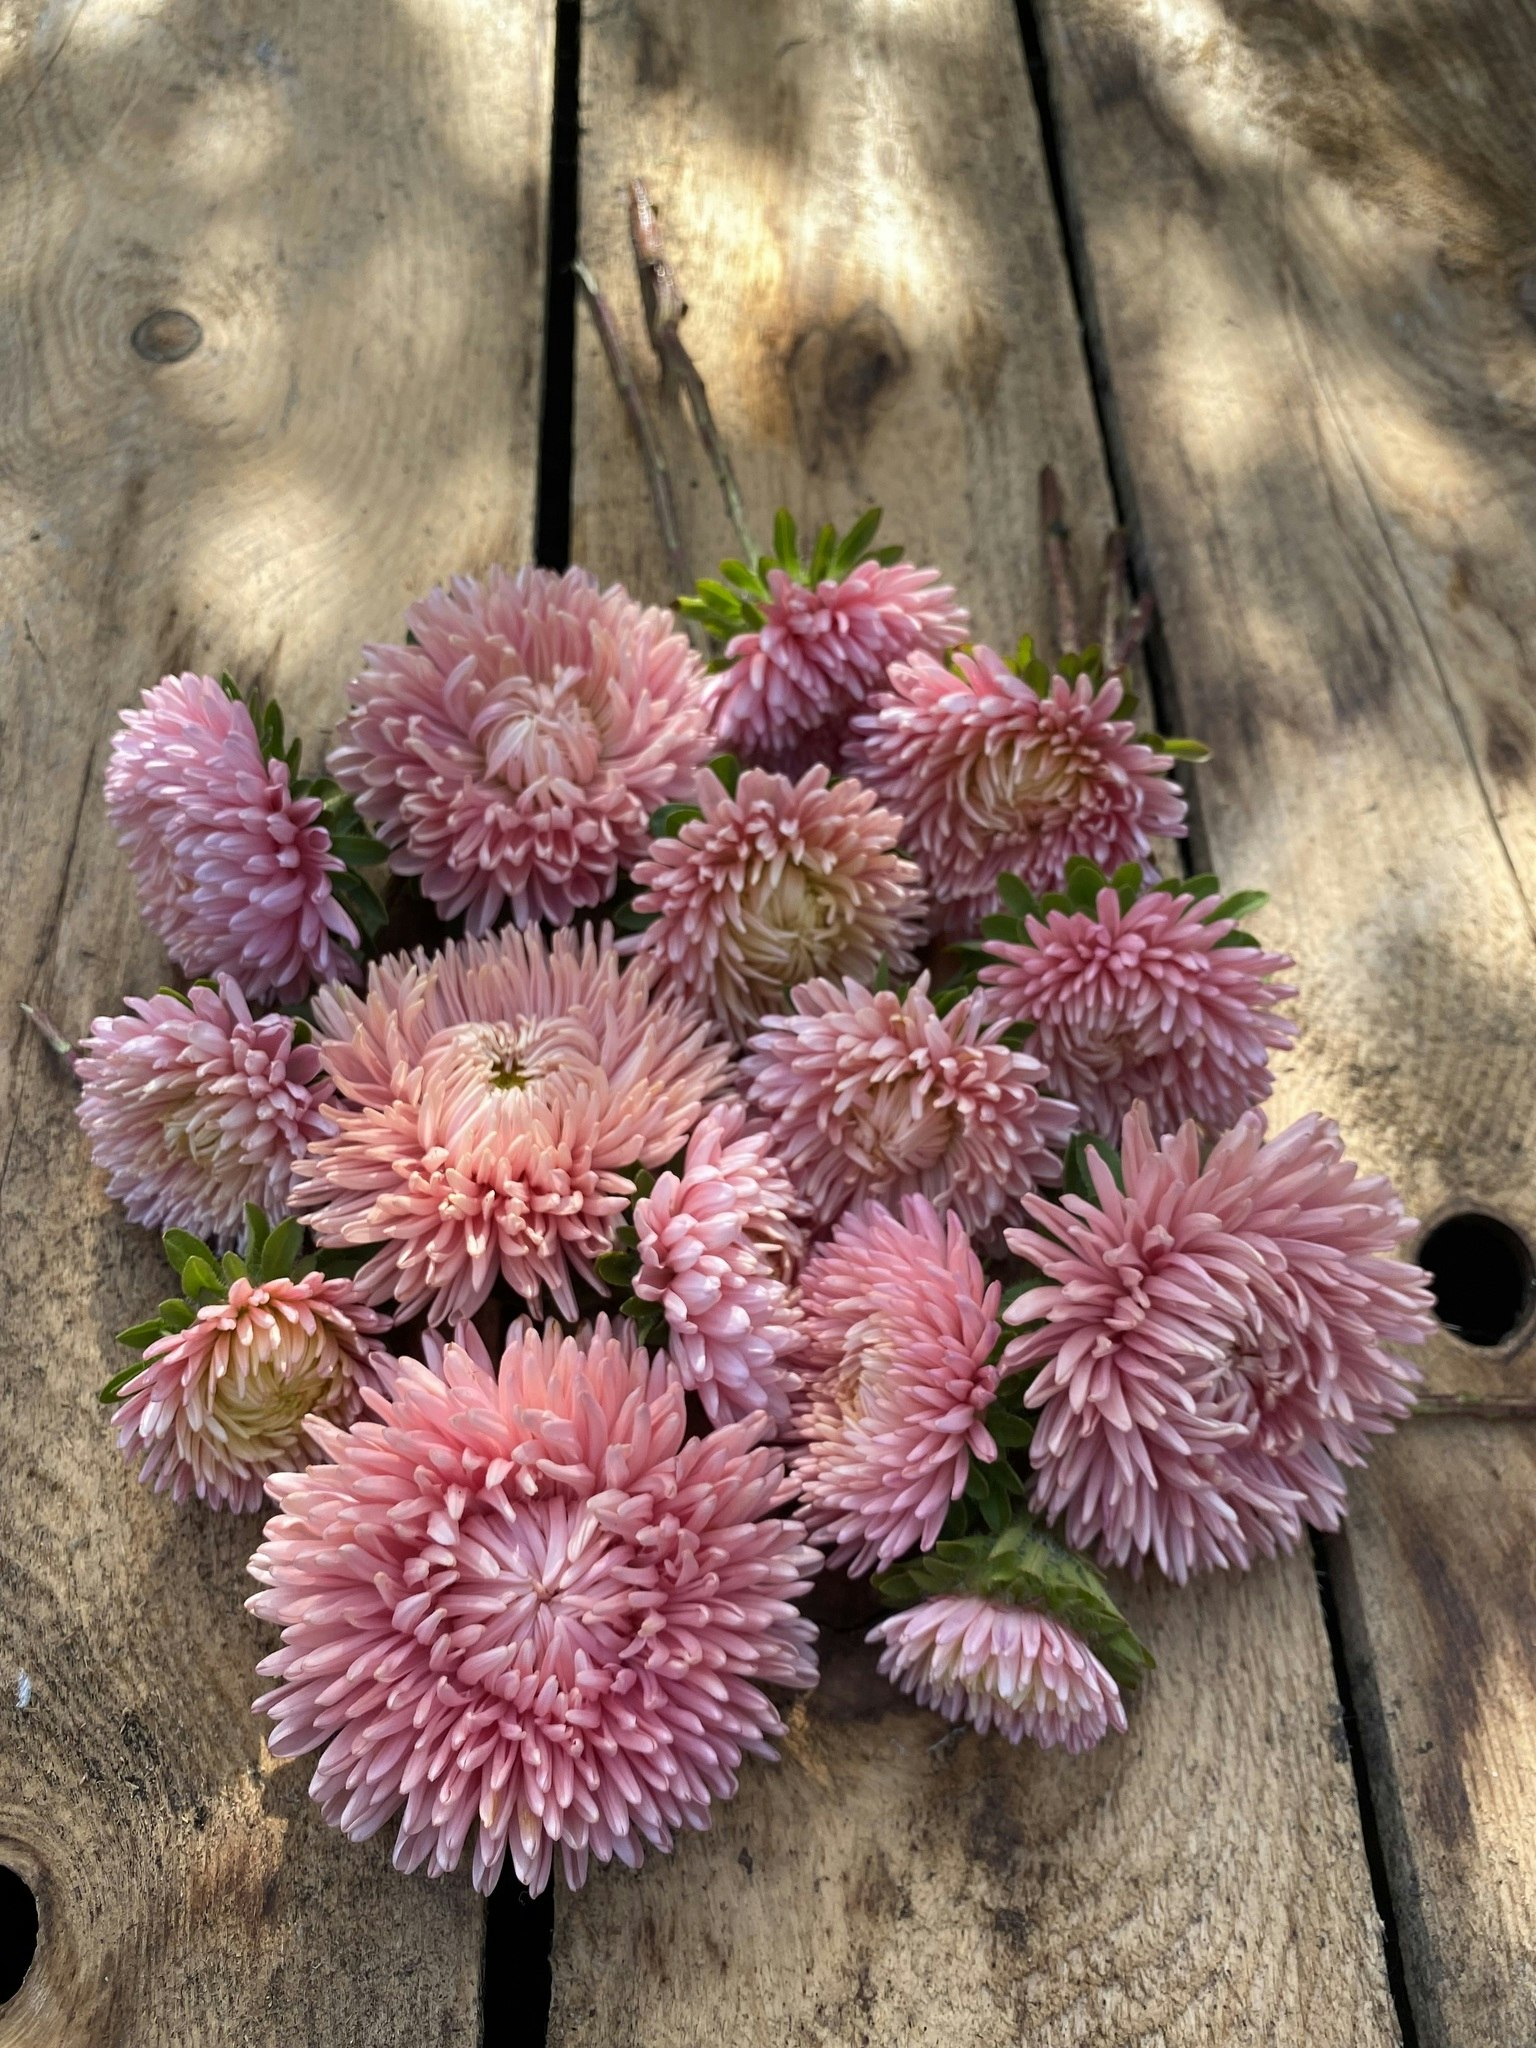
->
[[0, 3, 553, 2040], [549, 3, 1400, 2040], [1035, 3, 1536, 2039]]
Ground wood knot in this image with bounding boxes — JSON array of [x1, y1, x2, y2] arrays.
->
[[131, 309, 203, 364], [788, 303, 909, 472]]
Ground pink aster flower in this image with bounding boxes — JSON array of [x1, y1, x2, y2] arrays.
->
[[847, 646, 1186, 920], [113, 1270, 385, 1514], [793, 1196, 1004, 1574], [707, 558, 969, 770], [247, 1318, 819, 1895], [1004, 1105, 1436, 1581], [292, 924, 727, 1324], [870, 1594, 1127, 1751], [626, 765, 926, 1042], [328, 567, 711, 933], [75, 977, 335, 1240], [106, 671, 358, 1002], [741, 975, 1077, 1231], [632, 1102, 804, 1429], [980, 881, 1297, 1138]]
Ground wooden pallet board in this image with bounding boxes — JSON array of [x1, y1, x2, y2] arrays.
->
[[0, 3, 553, 2040], [1035, 1, 1536, 2039], [547, 2, 1400, 2037]]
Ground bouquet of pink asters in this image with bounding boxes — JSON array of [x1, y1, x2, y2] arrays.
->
[[59, 490, 1435, 1902]]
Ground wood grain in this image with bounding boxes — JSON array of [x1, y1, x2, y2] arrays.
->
[[1036, 1, 1536, 2037], [0, 2, 553, 2039], [550, 3, 1398, 2039]]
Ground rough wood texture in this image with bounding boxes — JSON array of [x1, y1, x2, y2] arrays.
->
[[0, 2, 552, 2039], [549, 3, 1399, 2039], [1037, 2, 1536, 2038]]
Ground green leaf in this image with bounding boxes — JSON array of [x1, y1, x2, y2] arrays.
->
[[719, 559, 767, 598], [180, 1255, 223, 1298], [772, 507, 799, 570], [258, 1217, 304, 1282], [162, 1229, 215, 1280], [156, 1298, 195, 1333], [648, 801, 704, 840], [1064, 857, 1111, 911], [995, 872, 1039, 923], [1213, 889, 1268, 925], [1061, 1132, 1124, 1204], [707, 753, 741, 798], [1142, 731, 1211, 761], [115, 1319, 167, 1352], [1000, 1019, 1036, 1051], [99, 1363, 147, 1404], [831, 506, 883, 574], [1214, 929, 1261, 949], [220, 1250, 247, 1285], [807, 523, 838, 586], [1156, 871, 1221, 902]]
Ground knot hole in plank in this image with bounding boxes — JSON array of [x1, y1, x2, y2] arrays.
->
[[788, 303, 909, 474], [0, 1864, 38, 2007], [1420, 1210, 1535, 1347]]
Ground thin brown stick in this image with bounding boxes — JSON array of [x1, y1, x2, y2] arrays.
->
[[20, 1001, 73, 1061], [1039, 465, 1080, 658], [1412, 1391, 1536, 1421], [1110, 591, 1156, 674], [1099, 529, 1128, 660], [628, 179, 757, 563], [572, 255, 692, 603]]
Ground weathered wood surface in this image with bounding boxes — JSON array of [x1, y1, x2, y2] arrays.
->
[[1037, 1, 1536, 2039], [0, 2, 552, 2040], [549, 3, 1399, 2040]]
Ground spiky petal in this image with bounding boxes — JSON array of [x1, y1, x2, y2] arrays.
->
[[625, 765, 926, 1042], [328, 568, 711, 933], [707, 559, 969, 770], [980, 882, 1296, 1138], [741, 975, 1077, 1231], [105, 671, 358, 1002], [292, 925, 728, 1325], [847, 647, 1186, 921], [247, 1319, 819, 1895], [113, 1271, 385, 1513], [870, 1594, 1127, 1751], [75, 977, 335, 1240], [793, 1196, 1004, 1575], [632, 1103, 805, 1429], [1003, 1105, 1436, 1581]]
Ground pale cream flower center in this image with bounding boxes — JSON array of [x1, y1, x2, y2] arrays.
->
[[475, 667, 602, 792]]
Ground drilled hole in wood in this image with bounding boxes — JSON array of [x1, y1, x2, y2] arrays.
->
[[1419, 1211, 1535, 1347], [0, 1866, 38, 2006]]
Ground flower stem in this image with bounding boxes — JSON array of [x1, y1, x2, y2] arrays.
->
[[628, 179, 758, 565], [1039, 465, 1081, 659], [20, 1001, 74, 1062], [572, 256, 693, 607]]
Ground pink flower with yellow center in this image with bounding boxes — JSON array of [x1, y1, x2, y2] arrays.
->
[[740, 974, 1077, 1230], [292, 925, 728, 1324], [625, 764, 926, 1042], [1003, 1105, 1435, 1580], [329, 567, 712, 932], [870, 1594, 1127, 1751], [113, 1270, 385, 1513], [847, 646, 1186, 920], [248, 1318, 819, 1894], [793, 1196, 1004, 1574]]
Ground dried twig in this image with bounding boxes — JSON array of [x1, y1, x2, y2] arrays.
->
[[572, 256, 692, 603], [1039, 465, 1080, 658], [20, 1001, 73, 1061], [1412, 1391, 1536, 1421], [628, 180, 757, 563]]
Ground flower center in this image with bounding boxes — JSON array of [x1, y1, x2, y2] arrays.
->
[[417, 1017, 601, 1148]]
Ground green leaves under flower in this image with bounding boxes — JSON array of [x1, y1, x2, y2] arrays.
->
[[102, 1207, 333, 1403], [677, 508, 904, 648], [873, 1518, 1155, 1695]]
